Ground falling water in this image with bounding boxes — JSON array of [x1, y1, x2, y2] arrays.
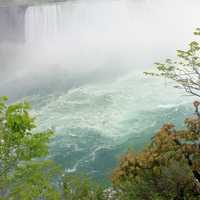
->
[[25, 0, 134, 43]]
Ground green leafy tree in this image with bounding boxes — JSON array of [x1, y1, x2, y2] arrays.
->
[[0, 96, 60, 199], [145, 28, 200, 98]]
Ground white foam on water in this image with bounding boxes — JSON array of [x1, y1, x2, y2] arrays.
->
[[31, 71, 193, 139]]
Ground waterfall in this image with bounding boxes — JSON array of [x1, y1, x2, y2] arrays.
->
[[25, 0, 200, 45], [25, 0, 135, 43], [2, 0, 200, 100], [25, 4, 63, 42]]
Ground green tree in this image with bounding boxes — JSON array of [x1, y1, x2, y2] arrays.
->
[[145, 28, 200, 98], [0, 96, 60, 200]]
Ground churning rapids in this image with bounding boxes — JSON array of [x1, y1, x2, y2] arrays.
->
[[1, 0, 200, 181]]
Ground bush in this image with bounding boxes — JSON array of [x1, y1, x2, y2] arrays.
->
[[112, 117, 200, 199], [62, 174, 105, 200]]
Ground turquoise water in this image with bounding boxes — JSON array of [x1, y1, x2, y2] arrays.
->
[[27, 71, 193, 183]]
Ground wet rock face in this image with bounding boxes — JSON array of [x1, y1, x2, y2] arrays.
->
[[0, 6, 27, 42]]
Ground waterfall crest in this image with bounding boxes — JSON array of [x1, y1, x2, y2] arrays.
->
[[25, 0, 134, 43], [25, 0, 200, 45]]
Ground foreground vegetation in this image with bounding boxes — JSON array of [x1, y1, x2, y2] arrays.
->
[[0, 96, 60, 199], [112, 118, 200, 200]]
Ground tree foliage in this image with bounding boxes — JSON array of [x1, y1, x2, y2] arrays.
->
[[112, 115, 200, 200], [145, 28, 200, 98], [0, 96, 60, 199], [0, 97, 106, 200], [62, 174, 105, 200]]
